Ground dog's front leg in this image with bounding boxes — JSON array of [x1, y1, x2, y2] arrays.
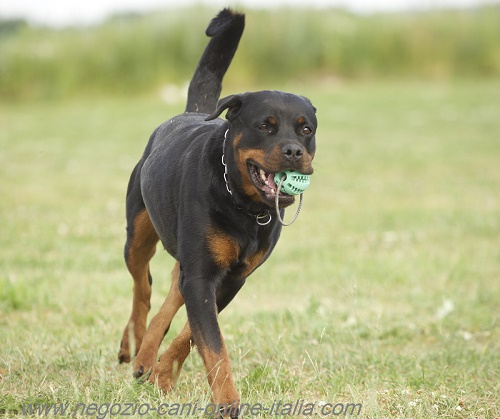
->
[[181, 273, 240, 417]]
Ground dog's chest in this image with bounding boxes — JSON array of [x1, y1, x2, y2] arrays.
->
[[231, 233, 272, 279]]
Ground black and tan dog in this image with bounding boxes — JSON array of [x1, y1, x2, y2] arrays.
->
[[118, 8, 317, 416]]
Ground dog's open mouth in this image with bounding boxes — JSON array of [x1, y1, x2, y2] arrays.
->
[[248, 163, 295, 206]]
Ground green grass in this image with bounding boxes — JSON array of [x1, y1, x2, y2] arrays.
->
[[1, 80, 499, 417], [2, 6, 500, 100]]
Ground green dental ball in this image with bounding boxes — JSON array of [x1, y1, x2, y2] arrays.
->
[[274, 170, 311, 195]]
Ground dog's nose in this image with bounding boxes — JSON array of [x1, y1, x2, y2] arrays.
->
[[281, 143, 304, 162]]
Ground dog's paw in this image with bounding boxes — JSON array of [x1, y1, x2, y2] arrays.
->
[[132, 365, 145, 378], [219, 404, 241, 419], [148, 365, 175, 393], [133, 366, 152, 383], [133, 350, 157, 378], [118, 340, 131, 364]]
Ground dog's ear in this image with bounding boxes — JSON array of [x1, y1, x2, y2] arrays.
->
[[302, 95, 317, 113], [205, 95, 243, 121]]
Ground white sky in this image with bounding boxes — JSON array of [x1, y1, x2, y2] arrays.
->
[[0, 0, 496, 27]]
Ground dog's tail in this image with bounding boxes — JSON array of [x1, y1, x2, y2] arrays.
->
[[185, 8, 245, 114]]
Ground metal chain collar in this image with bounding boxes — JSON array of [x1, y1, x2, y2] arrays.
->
[[222, 129, 272, 225]]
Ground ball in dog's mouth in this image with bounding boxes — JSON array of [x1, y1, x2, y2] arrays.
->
[[248, 163, 295, 206], [274, 170, 310, 195]]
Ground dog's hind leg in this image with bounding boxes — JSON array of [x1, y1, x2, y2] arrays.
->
[[133, 261, 184, 377], [148, 321, 192, 392], [118, 208, 159, 364]]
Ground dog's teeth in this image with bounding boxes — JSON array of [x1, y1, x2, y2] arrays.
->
[[260, 169, 266, 182], [271, 188, 275, 194], [265, 180, 269, 185]]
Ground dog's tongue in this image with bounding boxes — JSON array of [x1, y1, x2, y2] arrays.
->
[[267, 173, 277, 191]]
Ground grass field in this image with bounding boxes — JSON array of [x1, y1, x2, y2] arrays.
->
[[1, 80, 499, 417], [2, 6, 500, 100]]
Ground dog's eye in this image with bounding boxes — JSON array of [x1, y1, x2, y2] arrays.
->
[[258, 123, 269, 131], [302, 127, 313, 135]]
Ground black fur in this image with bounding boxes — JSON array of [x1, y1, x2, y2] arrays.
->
[[120, 8, 317, 406], [185, 9, 245, 113]]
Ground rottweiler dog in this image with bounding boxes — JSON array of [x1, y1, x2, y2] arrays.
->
[[118, 8, 317, 416]]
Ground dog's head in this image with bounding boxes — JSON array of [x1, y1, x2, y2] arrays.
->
[[206, 90, 317, 208]]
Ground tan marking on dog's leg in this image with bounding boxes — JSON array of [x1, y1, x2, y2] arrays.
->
[[197, 333, 240, 416], [119, 209, 158, 364], [149, 321, 192, 392], [133, 261, 184, 377]]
